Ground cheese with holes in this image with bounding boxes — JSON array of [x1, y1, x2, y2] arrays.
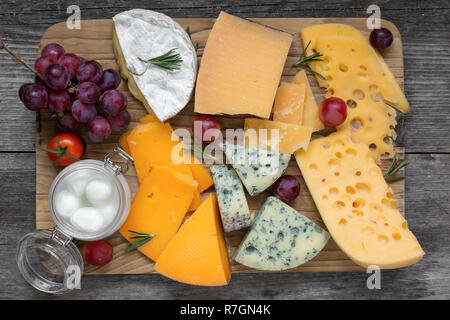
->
[[113, 9, 197, 121], [194, 11, 293, 118], [294, 130, 424, 268], [292, 70, 324, 131], [120, 166, 198, 261], [235, 196, 330, 271], [244, 118, 312, 154], [155, 193, 231, 286], [223, 143, 291, 196], [273, 82, 305, 125], [210, 165, 252, 232]]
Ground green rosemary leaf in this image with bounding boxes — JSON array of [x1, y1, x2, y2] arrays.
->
[[185, 26, 199, 52], [293, 40, 326, 80], [139, 48, 183, 72], [384, 154, 409, 182], [125, 230, 157, 252]]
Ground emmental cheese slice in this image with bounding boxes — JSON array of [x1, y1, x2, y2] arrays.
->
[[292, 70, 324, 132], [295, 130, 424, 268], [195, 12, 293, 118], [155, 193, 231, 286], [273, 82, 306, 125], [244, 118, 312, 154], [120, 166, 198, 261]]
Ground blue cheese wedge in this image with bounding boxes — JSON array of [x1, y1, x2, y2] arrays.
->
[[210, 165, 252, 232], [222, 143, 291, 196], [235, 196, 330, 271], [113, 9, 197, 121]]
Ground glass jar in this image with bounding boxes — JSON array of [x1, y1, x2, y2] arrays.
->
[[16, 147, 133, 294]]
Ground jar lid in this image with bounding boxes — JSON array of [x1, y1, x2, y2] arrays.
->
[[16, 229, 84, 294]]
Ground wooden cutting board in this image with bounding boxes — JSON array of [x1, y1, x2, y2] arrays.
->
[[36, 18, 406, 274]]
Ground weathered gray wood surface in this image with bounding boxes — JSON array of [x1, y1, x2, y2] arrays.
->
[[0, 0, 449, 299]]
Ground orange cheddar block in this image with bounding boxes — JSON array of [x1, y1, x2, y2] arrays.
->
[[195, 11, 293, 118], [126, 121, 192, 183], [120, 166, 198, 261], [244, 117, 312, 154], [119, 132, 131, 155], [273, 82, 306, 125], [139, 113, 160, 124], [187, 189, 202, 212], [189, 158, 214, 193], [292, 70, 324, 132], [155, 193, 231, 286]]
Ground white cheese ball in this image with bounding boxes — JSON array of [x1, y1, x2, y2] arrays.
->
[[97, 203, 118, 225], [70, 207, 105, 233], [67, 172, 91, 197], [85, 178, 113, 204], [55, 189, 80, 218]]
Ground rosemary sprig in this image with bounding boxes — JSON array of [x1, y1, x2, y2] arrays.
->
[[384, 153, 409, 182], [125, 230, 157, 252], [293, 40, 326, 80], [137, 48, 183, 73], [185, 26, 199, 51]]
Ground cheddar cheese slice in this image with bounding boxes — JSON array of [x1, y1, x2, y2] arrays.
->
[[244, 118, 312, 154], [155, 193, 231, 286], [295, 130, 424, 268], [120, 166, 198, 261], [292, 70, 324, 132], [195, 11, 293, 118], [273, 82, 305, 125]]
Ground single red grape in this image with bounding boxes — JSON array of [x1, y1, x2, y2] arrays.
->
[[21, 84, 48, 111], [192, 115, 221, 142], [273, 175, 300, 202], [71, 100, 98, 123], [76, 81, 101, 104], [370, 28, 394, 49], [87, 116, 111, 143], [44, 64, 70, 90], [76, 60, 103, 83], [19, 83, 34, 102], [107, 110, 130, 131], [99, 90, 127, 116], [34, 57, 52, 75], [83, 240, 113, 266], [41, 43, 65, 63], [57, 111, 80, 132], [98, 69, 121, 92], [319, 97, 347, 127], [58, 53, 83, 79], [48, 90, 71, 113]]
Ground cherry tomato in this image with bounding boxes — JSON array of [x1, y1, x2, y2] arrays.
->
[[83, 240, 113, 266], [319, 97, 347, 127], [45, 133, 85, 166], [192, 115, 221, 142]]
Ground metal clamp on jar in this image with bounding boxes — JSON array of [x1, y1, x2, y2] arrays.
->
[[16, 146, 133, 294]]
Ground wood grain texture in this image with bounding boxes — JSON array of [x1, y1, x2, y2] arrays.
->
[[35, 18, 406, 275], [0, 0, 449, 300]]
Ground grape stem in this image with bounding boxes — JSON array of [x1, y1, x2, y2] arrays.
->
[[0, 39, 44, 81]]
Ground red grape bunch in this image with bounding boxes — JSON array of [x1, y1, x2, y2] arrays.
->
[[19, 43, 130, 143]]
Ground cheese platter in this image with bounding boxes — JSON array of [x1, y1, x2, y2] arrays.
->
[[3, 10, 422, 291]]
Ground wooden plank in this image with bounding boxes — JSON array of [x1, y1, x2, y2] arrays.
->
[[35, 18, 407, 275]]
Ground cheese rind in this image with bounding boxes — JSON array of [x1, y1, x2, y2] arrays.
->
[[244, 118, 312, 154], [223, 143, 291, 196], [235, 196, 330, 271], [119, 166, 198, 261], [195, 11, 293, 118], [273, 82, 305, 125], [154, 193, 231, 286], [292, 70, 324, 131], [295, 130, 424, 269], [210, 165, 252, 232], [113, 9, 197, 121]]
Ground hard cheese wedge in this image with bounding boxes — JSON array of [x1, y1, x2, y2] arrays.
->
[[295, 130, 424, 268], [292, 70, 324, 132], [210, 165, 252, 232], [120, 166, 198, 261], [195, 11, 293, 118], [235, 196, 330, 271], [273, 82, 306, 125], [244, 118, 312, 154], [155, 193, 231, 286], [223, 143, 291, 196]]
